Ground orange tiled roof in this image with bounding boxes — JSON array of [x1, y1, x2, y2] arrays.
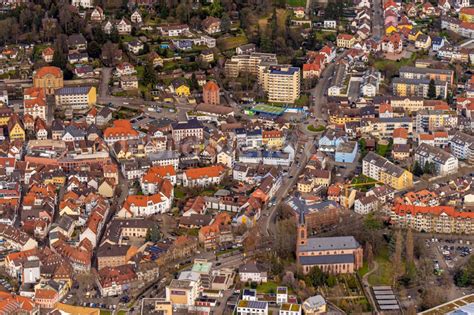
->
[[393, 128, 408, 139], [35, 288, 57, 300], [394, 203, 474, 219], [303, 63, 320, 72], [419, 134, 435, 141], [461, 7, 474, 15], [42, 47, 54, 56], [142, 165, 176, 183], [34, 66, 62, 79], [184, 165, 225, 180], [433, 131, 448, 138], [104, 120, 138, 138], [262, 130, 282, 139], [337, 34, 353, 40], [379, 103, 392, 113], [124, 193, 165, 208], [203, 81, 219, 92]]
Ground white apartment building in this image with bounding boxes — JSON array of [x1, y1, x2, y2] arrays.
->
[[450, 131, 474, 162], [259, 65, 301, 103], [414, 143, 459, 176], [118, 192, 173, 217]]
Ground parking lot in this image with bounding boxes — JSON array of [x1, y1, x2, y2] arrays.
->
[[426, 238, 473, 272]]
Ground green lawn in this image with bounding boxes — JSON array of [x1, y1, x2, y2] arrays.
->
[[257, 281, 278, 293], [217, 35, 248, 51], [376, 143, 390, 157], [117, 310, 128, 315], [100, 311, 112, 315], [372, 51, 426, 74], [351, 175, 377, 185], [314, 31, 337, 42], [174, 187, 186, 199], [367, 247, 395, 286], [136, 65, 144, 78], [357, 262, 370, 278], [294, 94, 309, 107], [287, 0, 306, 6], [307, 125, 325, 132], [121, 35, 135, 42]]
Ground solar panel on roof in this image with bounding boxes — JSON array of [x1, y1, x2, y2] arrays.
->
[[379, 305, 400, 310], [375, 295, 396, 300], [373, 291, 394, 295], [377, 300, 399, 305], [372, 286, 392, 290]]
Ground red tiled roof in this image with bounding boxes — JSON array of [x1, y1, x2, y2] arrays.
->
[[203, 81, 219, 92], [394, 204, 474, 219], [393, 128, 408, 139], [184, 165, 225, 180], [34, 66, 62, 79], [461, 7, 474, 15], [337, 34, 353, 40]]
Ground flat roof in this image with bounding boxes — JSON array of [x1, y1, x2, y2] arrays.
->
[[379, 305, 401, 310], [420, 294, 474, 314], [252, 104, 286, 116], [191, 261, 212, 274]]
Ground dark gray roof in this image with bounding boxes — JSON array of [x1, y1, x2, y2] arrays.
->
[[51, 119, 64, 131], [172, 119, 203, 130], [57, 215, 74, 231], [179, 214, 212, 227], [68, 33, 87, 46], [97, 244, 131, 257], [98, 106, 112, 118], [56, 86, 93, 96], [299, 236, 360, 252], [64, 125, 86, 138], [299, 254, 354, 265], [239, 262, 264, 273]]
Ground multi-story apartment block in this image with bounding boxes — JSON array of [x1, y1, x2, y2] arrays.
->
[[449, 131, 474, 163], [171, 119, 204, 143], [362, 152, 413, 190], [392, 78, 448, 99], [259, 65, 301, 103], [390, 97, 424, 113], [415, 109, 457, 133], [398, 66, 454, 85], [224, 52, 277, 78], [55, 86, 97, 110], [166, 279, 199, 308], [371, 117, 413, 139], [414, 143, 459, 176], [391, 204, 474, 234]]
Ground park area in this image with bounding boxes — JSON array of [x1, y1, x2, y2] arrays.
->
[[286, 0, 306, 6]]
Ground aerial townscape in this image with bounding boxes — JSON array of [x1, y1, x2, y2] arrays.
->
[[4, 0, 474, 314]]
